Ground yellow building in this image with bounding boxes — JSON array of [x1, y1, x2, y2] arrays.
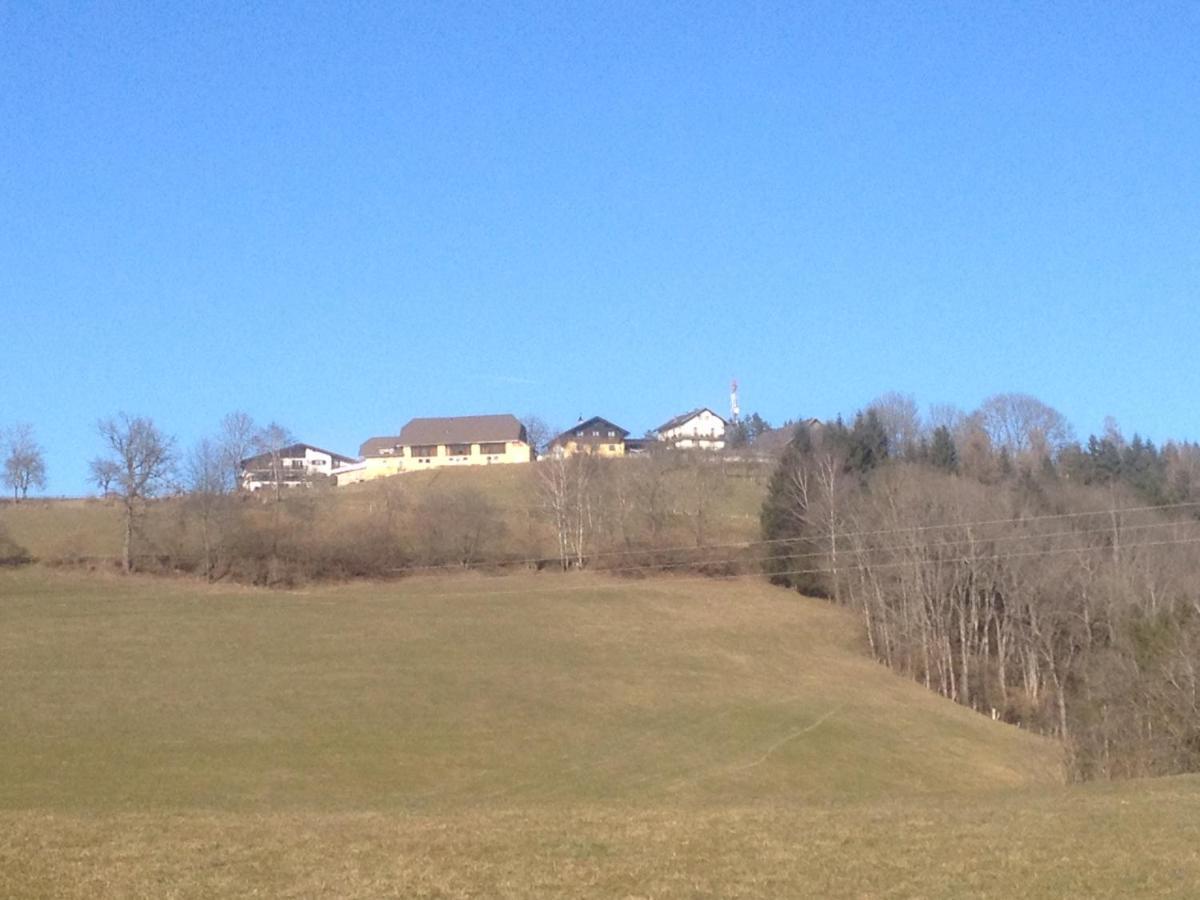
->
[[344, 414, 533, 484], [547, 416, 630, 458]]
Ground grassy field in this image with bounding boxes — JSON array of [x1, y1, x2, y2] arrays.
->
[[1, 567, 1196, 897]]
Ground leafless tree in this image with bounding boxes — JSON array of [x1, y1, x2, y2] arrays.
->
[[537, 453, 599, 569], [218, 411, 258, 492], [926, 403, 966, 436], [521, 415, 555, 457], [869, 392, 922, 459], [416, 487, 505, 566], [2, 424, 46, 500], [186, 437, 229, 580], [89, 458, 120, 497], [977, 393, 1073, 460], [253, 421, 295, 501], [91, 414, 176, 573]]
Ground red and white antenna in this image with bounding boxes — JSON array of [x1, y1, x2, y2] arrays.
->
[[730, 378, 740, 423]]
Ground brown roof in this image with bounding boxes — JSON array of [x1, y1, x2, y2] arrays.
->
[[361, 415, 528, 458], [399, 414, 526, 446], [359, 436, 402, 457]]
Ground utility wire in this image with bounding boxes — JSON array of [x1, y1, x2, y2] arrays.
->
[[384, 499, 1200, 576], [383, 534, 1200, 602]]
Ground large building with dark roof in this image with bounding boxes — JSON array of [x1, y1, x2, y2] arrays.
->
[[239, 443, 357, 492], [654, 407, 727, 450], [346, 414, 533, 483], [547, 416, 631, 458]]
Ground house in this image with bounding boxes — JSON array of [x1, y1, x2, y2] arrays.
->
[[654, 408, 727, 450], [239, 443, 357, 492], [548, 417, 630, 458], [354, 414, 533, 481]]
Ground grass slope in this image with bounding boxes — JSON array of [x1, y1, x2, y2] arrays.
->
[[0, 459, 769, 563], [2, 568, 1195, 896]]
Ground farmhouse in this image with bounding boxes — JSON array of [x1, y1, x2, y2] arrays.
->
[[350, 414, 533, 482], [548, 416, 630, 458], [655, 408, 727, 450], [239, 443, 356, 492]]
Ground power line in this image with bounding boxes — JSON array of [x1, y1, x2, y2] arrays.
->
[[586, 517, 1200, 578], [382, 534, 1200, 602], [384, 499, 1200, 576]]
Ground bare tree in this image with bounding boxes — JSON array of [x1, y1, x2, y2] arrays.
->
[[977, 393, 1073, 459], [537, 453, 598, 569], [253, 421, 295, 501], [91, 414, 176, 573], [869, 392, 921, 459], [3, 424, 46, 500], [186, 437, 229, 580], [89, 458, 120, 497], [218, 412, 258, 492], [416, 487, 505, 566], [521, 415, 555, 457]]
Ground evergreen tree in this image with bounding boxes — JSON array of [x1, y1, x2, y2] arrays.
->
[[847, 409, 889, 474], [929, 426, 958, 473]]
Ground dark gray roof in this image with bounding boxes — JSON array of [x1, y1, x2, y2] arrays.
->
[[549, 416, 629, 446], [240, 443, 356, 468], [655, 407, 728, 433]]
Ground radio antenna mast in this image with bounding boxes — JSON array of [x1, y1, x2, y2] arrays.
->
[[730, 378, 740, 423]]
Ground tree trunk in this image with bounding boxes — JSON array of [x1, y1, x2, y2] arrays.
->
[[122, 503, 133, 574]]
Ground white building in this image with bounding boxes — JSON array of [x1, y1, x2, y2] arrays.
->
[[239, 443, 357, 492], [654, 408, 727, 451]]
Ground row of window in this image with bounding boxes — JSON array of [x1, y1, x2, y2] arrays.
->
[[410, 442, 508, 459]]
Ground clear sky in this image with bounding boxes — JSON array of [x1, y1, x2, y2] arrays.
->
[[2, 1, 1197, 496]]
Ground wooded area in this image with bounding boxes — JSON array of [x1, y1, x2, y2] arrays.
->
[[761, 394, 1200, 779]]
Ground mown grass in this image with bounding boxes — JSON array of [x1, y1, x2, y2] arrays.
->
[[1, 567, 1195, 896]]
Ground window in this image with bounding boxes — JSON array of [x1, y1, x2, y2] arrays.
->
[[592, 430, 600, 436], [480, 442, 505, 455], [410, 445, 437, 458], [607, 430, 615, 437], [447, 444, 470, 457], [289, 459, 304, 469]]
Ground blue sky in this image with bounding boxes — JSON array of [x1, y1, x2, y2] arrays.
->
[[2, 1, 1197, 495]]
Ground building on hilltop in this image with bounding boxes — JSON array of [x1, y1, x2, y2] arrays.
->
[[654, 408, 727, 451], [547, 416, 630, 458], [346, 414, 533, 484], [239, 443, 357, 492]]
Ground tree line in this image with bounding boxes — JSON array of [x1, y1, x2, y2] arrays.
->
[[761, 392, 1200, 780]]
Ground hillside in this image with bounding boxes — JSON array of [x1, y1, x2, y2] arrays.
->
[[0, 457, 771, 565], [0, 568, 1101, 894], [1, 568, 1195, 896]]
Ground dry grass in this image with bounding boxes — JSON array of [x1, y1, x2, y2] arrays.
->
[[1, 567, 1193, 896], [0, 458, 770, 565], [3, 780, 1198, 898]]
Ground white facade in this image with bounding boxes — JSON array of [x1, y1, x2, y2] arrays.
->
[[657, 409, 727, 451], [241, 444, 355, 492]]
